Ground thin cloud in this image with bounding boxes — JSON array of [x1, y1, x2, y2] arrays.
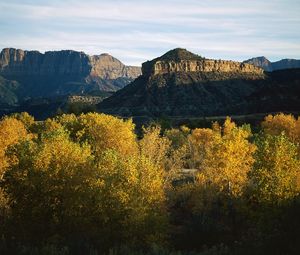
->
[[0, 0, 299, 65]]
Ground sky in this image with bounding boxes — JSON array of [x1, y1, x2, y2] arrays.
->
[[0, 0, 299, 66]]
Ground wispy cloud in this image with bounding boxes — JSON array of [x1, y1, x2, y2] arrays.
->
[[0, 0, 299, 65]]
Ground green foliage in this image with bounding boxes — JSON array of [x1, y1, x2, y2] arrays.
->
[[65, 102, 96, 115]]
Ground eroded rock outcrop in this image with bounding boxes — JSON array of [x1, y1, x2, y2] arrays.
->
[[0, 48, 91, 76], [0, 48, 142, 104], [142, 48, 264, 77], [0, 48, 141, 79], [89, 53, 141, 79], [99, 48, 273, 118]]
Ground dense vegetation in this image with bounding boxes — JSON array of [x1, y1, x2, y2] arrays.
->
[[0, 112, 300, 254]]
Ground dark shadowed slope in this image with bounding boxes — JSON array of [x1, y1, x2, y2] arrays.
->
[[99, 49, 300, 119], [0, 48, 141, 105]]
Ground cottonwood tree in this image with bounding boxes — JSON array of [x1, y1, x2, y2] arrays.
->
[[249, 133, 300, 204], [195, 118, 256, 197]]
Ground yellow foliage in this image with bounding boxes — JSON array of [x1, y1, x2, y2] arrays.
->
[[0, 117, 29, 179], [34, 131, 92, 176], [194, 118, 256, 197], [94, 150, 167, 245], [262, 113, 299, 142], [140, 126, 171, 169], [250, 133, 300, 203], [78, 113, 138, 157], [188, 128, 215, 168], [223, 116, 236, 135], [11, 112, 35, 130]]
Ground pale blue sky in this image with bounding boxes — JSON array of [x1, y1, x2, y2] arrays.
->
[[0, 0, 299, 65]]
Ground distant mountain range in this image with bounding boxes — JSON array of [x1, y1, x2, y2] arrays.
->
[[243, 56, 300, 72], [98, 48, 300, 120], [0, 48, 141, 106], [1, 47, 300, 120]]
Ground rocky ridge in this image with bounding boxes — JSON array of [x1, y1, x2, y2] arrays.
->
[[0, 48, 141, 79], [143, 49, 264, 77], [244, 56, 300, 71], [0, 48, 141, 106], [89, 53, 141, 79], [99, 48, 272, 118]]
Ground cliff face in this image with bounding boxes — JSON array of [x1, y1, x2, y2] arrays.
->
[[142, 59, 264, 76], [0, 48, 91, 76], [142, 48, 264, 77], [100, 48, 285, 118], [0, 48, 141, 79], [0, 48, 142, 104], [89, 53, 141, 79]]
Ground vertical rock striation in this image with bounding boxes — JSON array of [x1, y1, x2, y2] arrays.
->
[[0, 48, 141, 79]]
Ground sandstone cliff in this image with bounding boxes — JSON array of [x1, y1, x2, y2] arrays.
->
[[0, 48, 141, 104], [142, 48, 264, 77], [0, 48, 141, 79], [0, 48, 91, 76], [89, 53, 141, 79]]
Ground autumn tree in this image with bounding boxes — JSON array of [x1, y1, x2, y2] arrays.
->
[[140, 126, 188, 185], [192, 118, 256, 196], [249, 133, 300, 204], [188, 128, 215, 169], [2, 128, 94, 244], [0, 116, 31, 243], [10, 112, 35, 131], [2, 114, 167, 250], [92, 150, 167, 248], [0, 116, 29, 177], [77, 113, 138, 157], [262, 113, 299, 143]]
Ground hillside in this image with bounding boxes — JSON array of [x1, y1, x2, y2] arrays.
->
[[99, 49, 300, 120], [0, 75, 21, 105]]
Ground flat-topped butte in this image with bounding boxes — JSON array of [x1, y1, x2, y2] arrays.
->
[[142, 48, 264, 76]]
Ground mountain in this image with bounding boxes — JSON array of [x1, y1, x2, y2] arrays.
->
[[99, 48, 287, 119], [271, 59, 300, 71], [244, 56, 300, 71], [0, 48, 141, 105], [243, 57, 273, 72]]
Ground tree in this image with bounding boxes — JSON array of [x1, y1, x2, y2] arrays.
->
[[140, 126, 171, 170], [168, 119, 256, 250], [10, 112, 35, 131], [0, 116, 29, 179], [77, 113, 138, 158], [92, 150, 167, 248], [2, 114, 167, 250], [188, 128, 215, 169], [2, 128, 93, 244], [249, 133, 300, 204], [262, 113, 299, 143], [195, 118, 256, 197]]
